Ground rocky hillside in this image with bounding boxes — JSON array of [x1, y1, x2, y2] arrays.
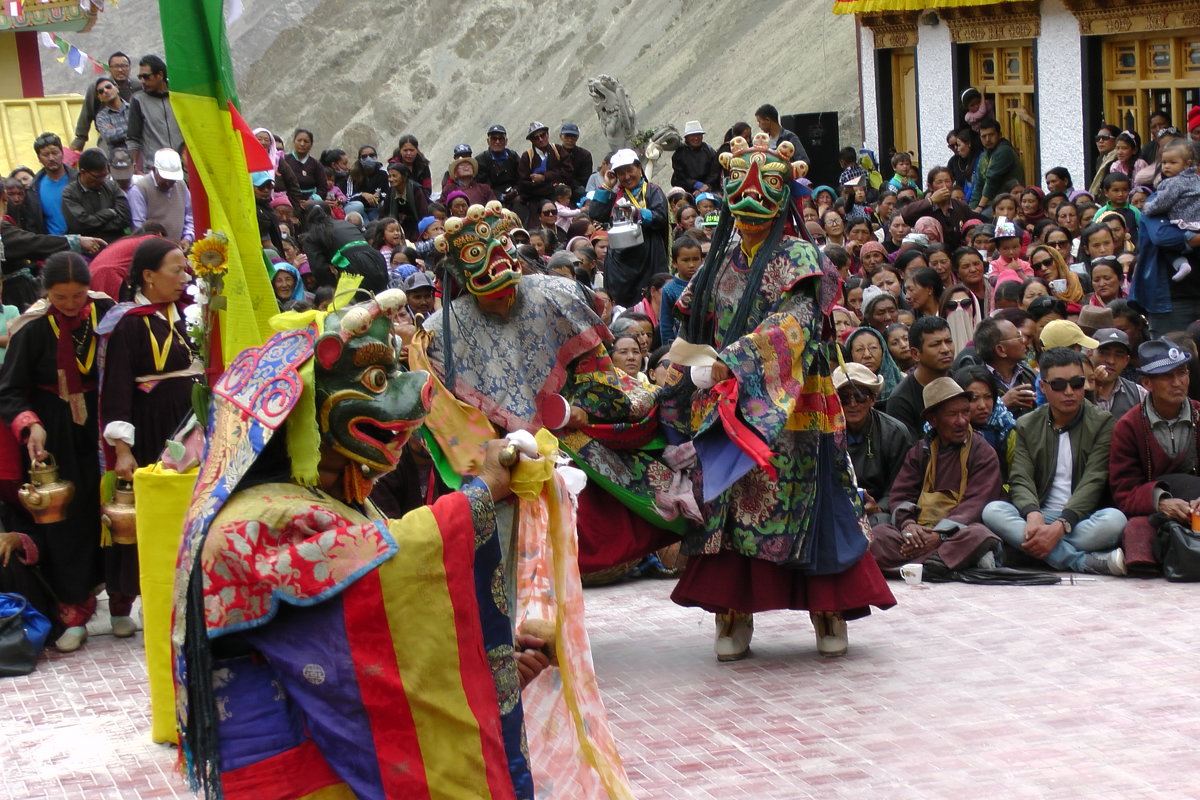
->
[[43, 0, 859, 180]]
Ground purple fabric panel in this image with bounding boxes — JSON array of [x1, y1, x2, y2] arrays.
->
[[214, 655, 306, 772], [241, 596, 386, 800]]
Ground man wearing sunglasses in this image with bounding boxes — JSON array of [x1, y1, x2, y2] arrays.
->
[[127, 54, 184, 174], [983, 348, 1127, 576], [834, 363, 913, 527]]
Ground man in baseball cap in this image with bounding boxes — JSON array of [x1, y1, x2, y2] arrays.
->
[[1040, 319, 1099, 351], [869, 375, 1003, 573], [558, 122, 591, 202], [1088, 327, 1145, 420], [476, 125, 519, 205], [517, 121, 571, 222], [127, 147, 194, 242]]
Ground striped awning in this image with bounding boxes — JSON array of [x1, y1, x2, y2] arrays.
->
[[833, 0, 1023, 14]]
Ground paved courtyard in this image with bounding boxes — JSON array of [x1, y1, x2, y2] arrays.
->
[[3, 573, 1199, 799]]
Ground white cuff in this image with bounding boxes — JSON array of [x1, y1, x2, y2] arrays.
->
[[103, 421, 136, 448]]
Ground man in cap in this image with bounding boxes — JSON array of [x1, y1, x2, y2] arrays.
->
[[834, 363, 914, 526], [870, 377, 1003, 572], [108, 147, 136, 192], [1109, 338, 1200, 575], [558, 123, 592, 202], [983, 348, 1127, 575], [671, 120, 721, 194], [127, 148, 194, 245], [62, 147, 131, 244], [1089, 327, 1147, 420], [1040, 319, 1098, 352], [516, 121, 572, 224], [440, 145, 497, 207], [251, 171, 284, 253], [402, 270, 436, 321], [475, 124, 520, 208], [587, 147, 670, 307]]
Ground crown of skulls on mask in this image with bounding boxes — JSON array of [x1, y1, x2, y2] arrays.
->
[[718, 133, 809, 225], [433, 200, 525, 298]]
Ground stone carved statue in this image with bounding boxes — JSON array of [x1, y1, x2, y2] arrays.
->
[[588, 74, 637, 152]]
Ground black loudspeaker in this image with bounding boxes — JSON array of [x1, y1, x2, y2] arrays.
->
[[782, 112, 840, 189]]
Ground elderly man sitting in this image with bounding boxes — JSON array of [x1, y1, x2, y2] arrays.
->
[[834, 363, 913, 526], [982, 348, 1127, 575], [870, 377, 1003, 572], [1109, 338, 1200, 576]]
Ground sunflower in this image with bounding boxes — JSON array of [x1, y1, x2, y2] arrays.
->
[[189, 230, 230, 277]]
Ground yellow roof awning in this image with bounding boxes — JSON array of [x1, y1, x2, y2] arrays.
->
[[833, 0, 1023, 14]]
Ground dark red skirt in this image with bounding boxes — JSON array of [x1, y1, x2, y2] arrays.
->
[[671, 548, 896, 619], [576, 483, 680, 573]]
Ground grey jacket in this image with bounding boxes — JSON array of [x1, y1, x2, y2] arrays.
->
[[127, 90, 184, 157], [1143, 166, 1200, 224]]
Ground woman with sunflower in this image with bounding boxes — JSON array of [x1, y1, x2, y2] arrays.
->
[[0, 253, 114, 652], [95, 238, 199, 643]]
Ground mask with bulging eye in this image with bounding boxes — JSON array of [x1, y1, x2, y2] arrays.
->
[[433, 200, 524, 298]]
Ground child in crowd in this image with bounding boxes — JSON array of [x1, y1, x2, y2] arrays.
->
[[659, 237, 703, 345], [989, 217, 1031, 284], [1110, 131, 1148, 178], [1142, 138, 1200, 281], [694, 192, 719, 217], [961, 87, 993, 132], [553, 183, 581, 233], [1096, 172, 1140, 236], [887, 152, 922, 197], [969, 223, 996, 261]]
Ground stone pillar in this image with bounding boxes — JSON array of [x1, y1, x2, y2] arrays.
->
[[915, 19, 955, 172], [1036, 0, 1085, 188]]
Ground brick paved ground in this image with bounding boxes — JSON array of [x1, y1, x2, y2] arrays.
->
[[4, 574, 1199, 799]]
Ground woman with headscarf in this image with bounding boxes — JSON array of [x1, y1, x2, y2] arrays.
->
[[254, 127, 304, 212], [281, 127, 326, 205], [845, 326, 904, 401], [913, 216, 943, 244], [1018, 186, 1047, 227], [270, 260, 306, 308], [1026, 242, 1083, 305]]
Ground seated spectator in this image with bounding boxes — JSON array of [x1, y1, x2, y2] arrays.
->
[[940, 284, 983, 355], [983, 348, 1127, 575], [1109, 338, 1200, 576], [887, 316, 955, 437], [1089, 327, 1147, 420], [953, 366, 1016, 477], [1040, 319, 1097, 353], [975, 316, 1037, 417], [845, 327, 904, 401], [870, 377, 1003, 572], [834, 363, 913, 526], [860, 285, 899, 334], [1076, 304, 1114, 335], [886, 322, 914, 372]]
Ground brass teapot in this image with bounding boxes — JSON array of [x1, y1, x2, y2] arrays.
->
[[18, 453, 75, 524], [101, 480, 137, 545]]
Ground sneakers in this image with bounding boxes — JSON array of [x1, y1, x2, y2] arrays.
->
[[55, 626, 88, 653], [1079, 547, 1127, 576], [110, 616, 137, 638], [714, 612, 753, 662], [810, 611, 849, 657]]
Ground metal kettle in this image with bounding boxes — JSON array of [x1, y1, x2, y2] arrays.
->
[[18, 453, 75, 524], [101, 480, 137, 545]]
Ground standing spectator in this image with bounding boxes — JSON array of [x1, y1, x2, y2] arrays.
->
[[672, 120, 721, 195], [126, 148, 193, 246], [70, 52, 139, 152], [4, 176, 43, 234], [127, 55, 184, 172], [588, 148, 670, 307], [752, 103, 808, 161], [970, 118, 1024, 213], [91, 76, 130, 154], [948, 128, 981, 201], [32, 132, 75, 235], [886, 316, 956, 437], [837, 146, 868, 190], [871, 377, 1003, 572], [659, 236, 702, 345], [517, 121, 573, 225], [559, 122, 592, 202], [983, 347, 1127, 575], [475, 124, 520, 207], [62, 149, 130, 243]]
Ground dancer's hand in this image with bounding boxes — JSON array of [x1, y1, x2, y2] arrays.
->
[[478, 438, 515, 501], [514, 633, 551, 689]]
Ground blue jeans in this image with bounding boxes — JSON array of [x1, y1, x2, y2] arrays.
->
[[982, 501, 1126, 572]]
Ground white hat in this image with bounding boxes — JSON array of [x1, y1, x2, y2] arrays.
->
[[683, 120, 705, 137], [832, 362, 884, 396], [153, 148, 185, 181], [610, 148, 639, 170]]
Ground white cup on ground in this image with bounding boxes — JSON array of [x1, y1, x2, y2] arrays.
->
[[900, 563, 923, 585]]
